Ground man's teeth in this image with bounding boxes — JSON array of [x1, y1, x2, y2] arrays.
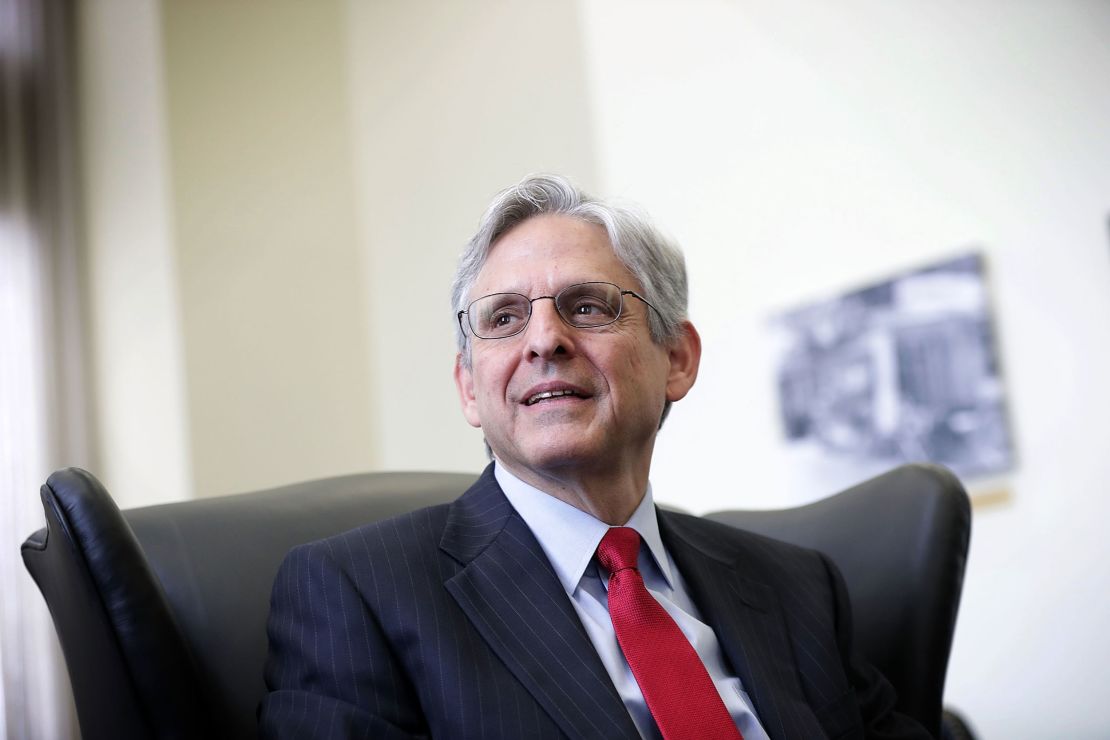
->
[[526, 389, 579, 406]]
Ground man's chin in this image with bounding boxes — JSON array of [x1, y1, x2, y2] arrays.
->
[[492, 441, 605, 479]]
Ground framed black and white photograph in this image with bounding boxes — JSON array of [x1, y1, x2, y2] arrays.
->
[[771, 253, 1015, 493]]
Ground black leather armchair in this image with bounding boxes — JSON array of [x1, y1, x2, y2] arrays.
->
[[22, 463, 970, 739], [706, 463, 971, 738]]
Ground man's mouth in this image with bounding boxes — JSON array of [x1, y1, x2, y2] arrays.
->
[[524, 389, 585, 406]]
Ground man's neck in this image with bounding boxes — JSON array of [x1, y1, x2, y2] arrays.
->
[[493, 457, 648, 525]]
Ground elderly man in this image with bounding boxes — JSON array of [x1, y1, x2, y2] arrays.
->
[[260, 175, 928, 739]]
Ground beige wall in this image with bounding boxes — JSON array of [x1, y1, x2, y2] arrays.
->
[[161, 0, 377, 497], [78, 0, 192, 509]]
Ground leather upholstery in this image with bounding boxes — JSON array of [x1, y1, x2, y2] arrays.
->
[[706, 463, 971, 738], [22, 464, 969, 739], [21, 468, 207, 739], [23, 469, 476, 740]]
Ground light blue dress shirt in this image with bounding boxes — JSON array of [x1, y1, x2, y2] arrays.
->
[[495, 462, 769, 740]]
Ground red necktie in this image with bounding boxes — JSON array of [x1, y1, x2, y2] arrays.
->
[[598, 526, 743, 740]]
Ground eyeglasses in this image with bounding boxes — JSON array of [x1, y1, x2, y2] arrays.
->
[[458, 281, 660, 340]]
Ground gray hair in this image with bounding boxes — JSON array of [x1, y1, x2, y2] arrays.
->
[[451, 174, 689, 358]]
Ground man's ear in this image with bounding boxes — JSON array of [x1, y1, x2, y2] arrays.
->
[[454, 353, 483, 428], [664, 320, 702, 403]]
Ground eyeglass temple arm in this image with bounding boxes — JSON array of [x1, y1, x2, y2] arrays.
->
[[622, 290, 663, 318]]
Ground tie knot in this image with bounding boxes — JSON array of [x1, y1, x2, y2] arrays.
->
[[597, 526, 641, 573]]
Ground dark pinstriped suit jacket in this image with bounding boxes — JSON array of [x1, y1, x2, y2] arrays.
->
[[259, 465, 928, 739]]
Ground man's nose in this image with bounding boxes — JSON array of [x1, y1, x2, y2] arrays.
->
[[524, 297, 574, 359]]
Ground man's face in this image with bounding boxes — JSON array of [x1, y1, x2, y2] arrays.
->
[[454, 214, 697, 484]]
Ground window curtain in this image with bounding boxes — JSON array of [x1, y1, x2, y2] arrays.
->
[[1, 0, 87, 737]]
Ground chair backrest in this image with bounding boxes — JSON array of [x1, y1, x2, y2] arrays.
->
[[23, 463, 969, 739], [21, 467, 477, 740], [706, 463, 971, 738]]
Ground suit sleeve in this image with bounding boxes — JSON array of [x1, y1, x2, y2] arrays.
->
[[821, 554, 933, 740], [258, 540, 429, 740]]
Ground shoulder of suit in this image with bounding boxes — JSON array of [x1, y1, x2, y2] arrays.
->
[[278, 467, 502, 572], [289, 501, 455, 563]]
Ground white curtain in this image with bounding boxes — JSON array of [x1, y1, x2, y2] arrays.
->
[[0, 0, 85, 737]]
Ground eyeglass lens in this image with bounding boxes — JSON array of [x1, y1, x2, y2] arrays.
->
[[467, 282, 624, 338]]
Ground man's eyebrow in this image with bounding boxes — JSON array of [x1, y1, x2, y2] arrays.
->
[[482, 279, 624, 296]]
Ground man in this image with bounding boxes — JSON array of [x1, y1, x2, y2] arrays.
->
[[260, 175, 929, 739]]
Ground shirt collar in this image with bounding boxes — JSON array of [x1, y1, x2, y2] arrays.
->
[[494, 460, 675, 596]]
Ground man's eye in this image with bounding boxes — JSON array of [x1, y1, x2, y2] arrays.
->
[[482, 302, 527, 331], [571, 298, 615, 317]]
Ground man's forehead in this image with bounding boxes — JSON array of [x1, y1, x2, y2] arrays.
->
[[472, 215, 637, 294]]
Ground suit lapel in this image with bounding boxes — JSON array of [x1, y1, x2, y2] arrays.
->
[[441, 466, 639, 740], [659, 511, 817, 740]]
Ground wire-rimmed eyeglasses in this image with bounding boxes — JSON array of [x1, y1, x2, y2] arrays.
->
[[457, 281, 660, 340]]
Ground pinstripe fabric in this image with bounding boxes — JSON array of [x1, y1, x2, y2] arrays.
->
[[260, 465, 928, 740]]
